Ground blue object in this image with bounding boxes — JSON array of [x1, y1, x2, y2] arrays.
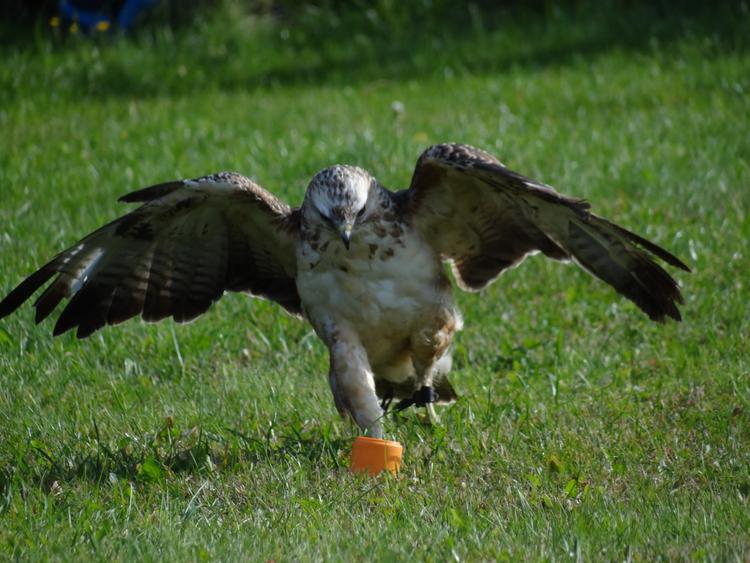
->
[[117, 0, 160, 30], [58, 0, 160, 32]]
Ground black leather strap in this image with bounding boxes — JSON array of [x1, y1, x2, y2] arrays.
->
[[392, 386, 438, 413]]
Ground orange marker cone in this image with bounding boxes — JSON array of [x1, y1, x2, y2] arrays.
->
[[349, 436, 403, 476]]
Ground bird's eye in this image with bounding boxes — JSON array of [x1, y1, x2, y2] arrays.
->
[[356, 208, 366, 219]]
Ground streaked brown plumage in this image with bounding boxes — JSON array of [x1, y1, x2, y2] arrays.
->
[[0, 144, 689, 437]]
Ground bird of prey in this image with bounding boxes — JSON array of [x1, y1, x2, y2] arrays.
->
[[0, 144, 689, 438]]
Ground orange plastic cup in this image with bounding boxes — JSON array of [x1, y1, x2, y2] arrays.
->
[[349, 436, 403, 476]]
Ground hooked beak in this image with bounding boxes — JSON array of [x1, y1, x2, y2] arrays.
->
[[339, 223, 353, 250]]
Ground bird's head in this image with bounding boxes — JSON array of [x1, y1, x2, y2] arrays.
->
[[303, 165, 375, 249]]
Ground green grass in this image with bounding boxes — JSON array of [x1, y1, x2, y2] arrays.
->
[[1, 2, 749, 560]]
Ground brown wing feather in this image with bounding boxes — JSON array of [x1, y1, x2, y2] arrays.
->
[[0, 172, 301, 338], [402, 143, 689, 322], [402, 144, 577, 290]]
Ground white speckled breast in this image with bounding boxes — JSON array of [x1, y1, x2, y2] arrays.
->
[[296, 215, 450, 364]]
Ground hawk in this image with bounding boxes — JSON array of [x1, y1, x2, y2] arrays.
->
[[0, 144, 689, 438]]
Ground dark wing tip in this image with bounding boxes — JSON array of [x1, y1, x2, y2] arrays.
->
[[0, 266, 57, 320], [600, 217, 691, 272], [631, 233, 691, 273], [567, 220, 686, 323], [625, 256, 685, 323]]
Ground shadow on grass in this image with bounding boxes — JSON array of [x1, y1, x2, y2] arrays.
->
[[0, 420, 352, 495], [2, 0, 747, 102], [246, 2, 746, 86]]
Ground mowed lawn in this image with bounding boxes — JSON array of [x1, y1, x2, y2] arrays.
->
[[1, 4, 749, 560]]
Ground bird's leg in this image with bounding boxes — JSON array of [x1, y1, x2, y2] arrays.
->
[[426, 403, 441, 425], [410, 307, 458, 426], [328, 331, 384, 439], [410, 358, 441, 426]]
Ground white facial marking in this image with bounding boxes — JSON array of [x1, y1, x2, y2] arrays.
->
[[306, 165, 371, 220]]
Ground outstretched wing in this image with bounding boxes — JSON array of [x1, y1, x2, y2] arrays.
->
[[0, 172, 301, 338], [401, 143, 689, 322]]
